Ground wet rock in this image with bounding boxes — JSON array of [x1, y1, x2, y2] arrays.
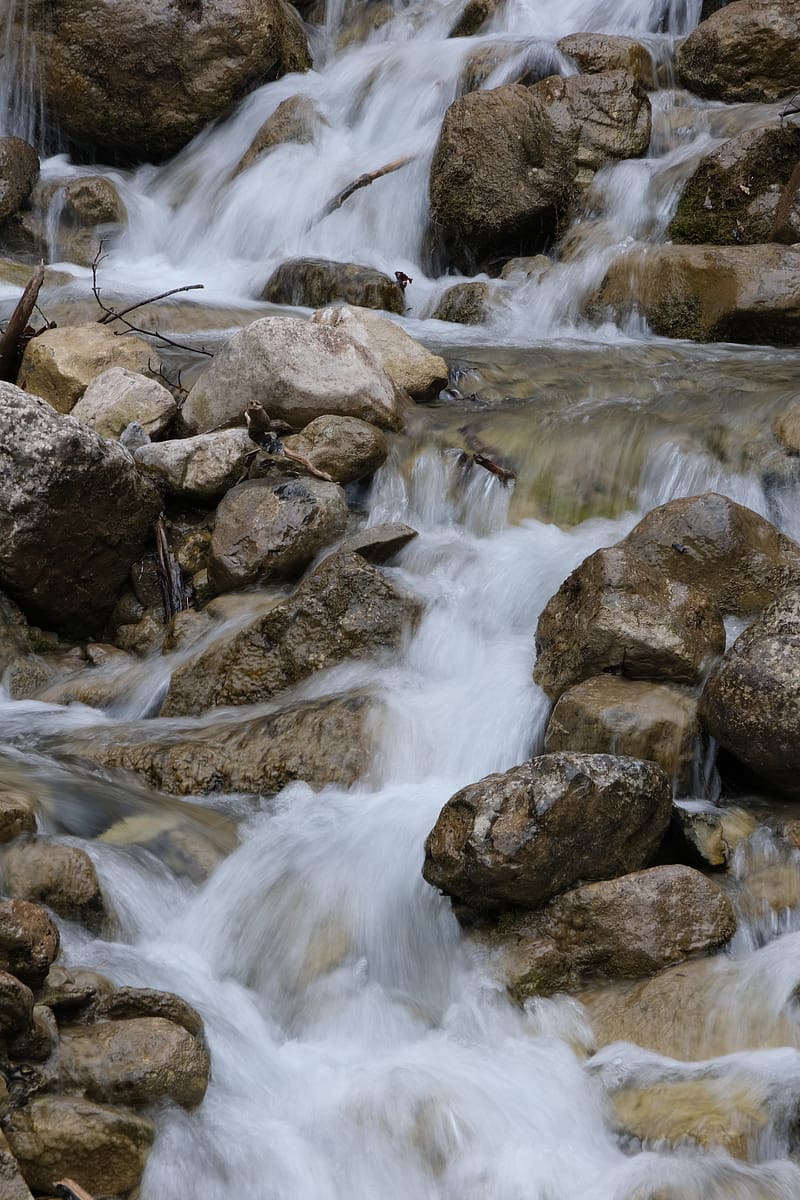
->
[[8, 1003, 58, 1063], [556, 33, 654, 87], [494, 864, 736, 997], [282, 414, 388, 484], [4, 1094, 154, 1195], [0, 785, 37, 845], [0, 138, 39, 224], [114, 606, 166, 655], [162, 551, 419, 715], [667, 123, 800, 245], [71, 367, 177, 440], [96, 986, 203, 1038], [621, 492, 800, 616], [0, 1130, 33, 1200], [432, 282, 495, 325], [63, 175, 127, 226], [543, 676, 700, 790], [263, 257, 405, 314], [773, 163, 800, 244], [336, 522, 418, 563], [181, 314, 402, 435], [27, 0, 311, 161], [234, 95, 325, 176], [423, 753, 672, 917], [499, 254, 551, 280], [772, 402, 800, 455], [17, 324, 154, 413], [134, 428, 253, 498], [700, 589, 800, 796], [68, 692, 383, 795], [0, 970, 34, 1036], [533, 545, 725, 701], [1, 840, 106, 932], [589, 243, 800, 343], [449, 0, 503, 37], [677, 0, 800, 104], [669, 802, 755, 868], [0, 899, 60, 986], [58, 1016, 210, 1109], [98, 807, 238, 882], [38, 965, 115, 1022], [310, 304, 448, 402], [0, 591, 32, 678], [0, 385, 163, 637], [207, 472, 348, 593]]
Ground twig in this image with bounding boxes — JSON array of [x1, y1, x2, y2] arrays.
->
[[780, 91, 800, 121], [0, 264, 45, 382], [154, 516, 190, 621], [319, 155, 415, 218], [97, 283, 205, 325], [472, 451, 516, 484]]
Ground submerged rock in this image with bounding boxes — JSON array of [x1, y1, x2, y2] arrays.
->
[[262, 257, 405, 315], [677, 0, 800, 104], [432, 282, 496, 325], [71, 366, 177, 440], [17, 324, 154, 413], [423, 753, 672, 917], [234, 95, 325, 176]]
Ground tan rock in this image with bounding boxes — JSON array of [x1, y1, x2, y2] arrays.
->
[[0, 1130, 34, 1200], [773, 403, 800, 455], [0, 788, 37, 845], [134, 428, 253, 497], [677, 0, 800, 104], [432, 282, 496, 325], [2, 840, 106, 932], [0, 899, 60, 986], [71, 366, 176, 439], [38, 965, 115, 1021], [556, 33, 655, 87], [283, 415, 387, 485], [263, 257, 405, 315], [0, 969, 34, 1036], [17, 324, 154, 412], [96, 986, 203, 1038], [234, 95, 325, 176]]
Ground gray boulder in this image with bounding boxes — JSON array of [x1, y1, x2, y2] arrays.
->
[[262, 257, 405, 315], [677, 0, 800, 104], [134, 428, 253, 498], [282, 415, 388, 484], [423, 753, 672, 916], [72, 367, 177, 440]]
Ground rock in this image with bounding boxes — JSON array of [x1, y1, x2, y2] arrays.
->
[[63, 175, 127, 226], [17, 324, 153, 413], [621, 492, 800, 616], [0, 899, 60, 986], [422, 753, 672, 917], [449, 0, 504, 37], [0, 970, 34, 1035], [262, 257, 405, 315], [67, 691, 383, 795], [134, 428, 253, 497], [310, 304, 448, 402], [773, 163, 800, 243], [27, 0, 311, 161], [207, 471, 348, 593], [556, 33, 654, 87], [0, 138, 39, 224], [589, 243, 800, 343], [543, 676, 700, 790], [677, 0, 800, 104], [38, 965, 115, 1021], [667, 123, 800, 245], [533, 545, 725, 701], [429, 83, 580, 272], [0, 788, 37, 845], [181, 315, 402, 435], [773, 403, 800, 455], [58, 1016, 210, 1109], [96, 986, 203, 1038], [432, 282, 495, 325], [98, 807, 237, 883], [234, 95, 325, 176], [8, 1003, 58, 1063], [1, 840, 106, 932], [0, 591, 32, 677], [0, 1131, 34, 1200], [499, 254, 551, 280], [162, 551, 420, 715], [282, 415, 387, 484], [71, 367, 177, 440], [700, 589, 800, 795], [4, 1095, 154, 1195], [669, 802, 755, 869], [494, 864, 735, 997], [335, 522, 418, 563], [0, 385, 163, 638]]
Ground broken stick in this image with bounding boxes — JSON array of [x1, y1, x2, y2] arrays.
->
[[320, 154, 415, 218], [0, 264, 45, 383]]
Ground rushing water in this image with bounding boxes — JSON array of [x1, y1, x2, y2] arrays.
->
[[4, 0, 800, 1196]]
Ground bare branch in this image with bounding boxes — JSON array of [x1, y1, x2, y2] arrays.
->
[[319, 155, 415, 218], [98, 283, 205, 326], [0, 264, 45, 382]]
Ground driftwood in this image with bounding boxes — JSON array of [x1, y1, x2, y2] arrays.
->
[[0, 264, 44, 382], [55, 1182, 96, 1200], [320, 154, 415, 218], [471, 451, 516, 484], [154, 516, 190, 621], [780, 91, 800, 121], [458, 425, 517, 485]]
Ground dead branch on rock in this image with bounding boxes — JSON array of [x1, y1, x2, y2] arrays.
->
[[91, 244, 213, 358], [155, 516, 191, 621], [780, 91, 800, 122], [55, 1181, 96, 1200], [319, 154, 415, 218], [0, 264, 45, 383], [471, 451, 516, 484], [458, 424, 517, 485]]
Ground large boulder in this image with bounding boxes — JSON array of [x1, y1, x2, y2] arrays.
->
[[533, 545, 725, 700], [556, 33, 654, 87], [262, 258, 405, 315], [71, 366, 177, 439], [134, 428, 253, 498], [621, 492, 800, 615], [677, 0, 800, 104], [58, 1017, 210, 1109], [590, 243, 800, 343], [431, 282, 495, 325], [282, 415, 388, 484], [310, 305, 448, 402], [543, 676, 700, 790], [26, 0, 311, 161], [207, 470, 348, 593], [0, 385, 162, 637], [700, 589, 800, 795], [4, 1096, 154, 1195], [422, 753, 672, 917], [162, 551, 419, 715], [17, 325, 153, 413], [180, 315, 403, 435], [65, 692, 383, 795], [1, 840, 106, 932], [234, 94, 325, 176], [0, 899, 60, 986], [493, 864, 736, 997], [0, 138, 39, 224], [667, 123, 800, 245]]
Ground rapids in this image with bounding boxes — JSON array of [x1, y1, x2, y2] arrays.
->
[[3, 0, 800, 1197]]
